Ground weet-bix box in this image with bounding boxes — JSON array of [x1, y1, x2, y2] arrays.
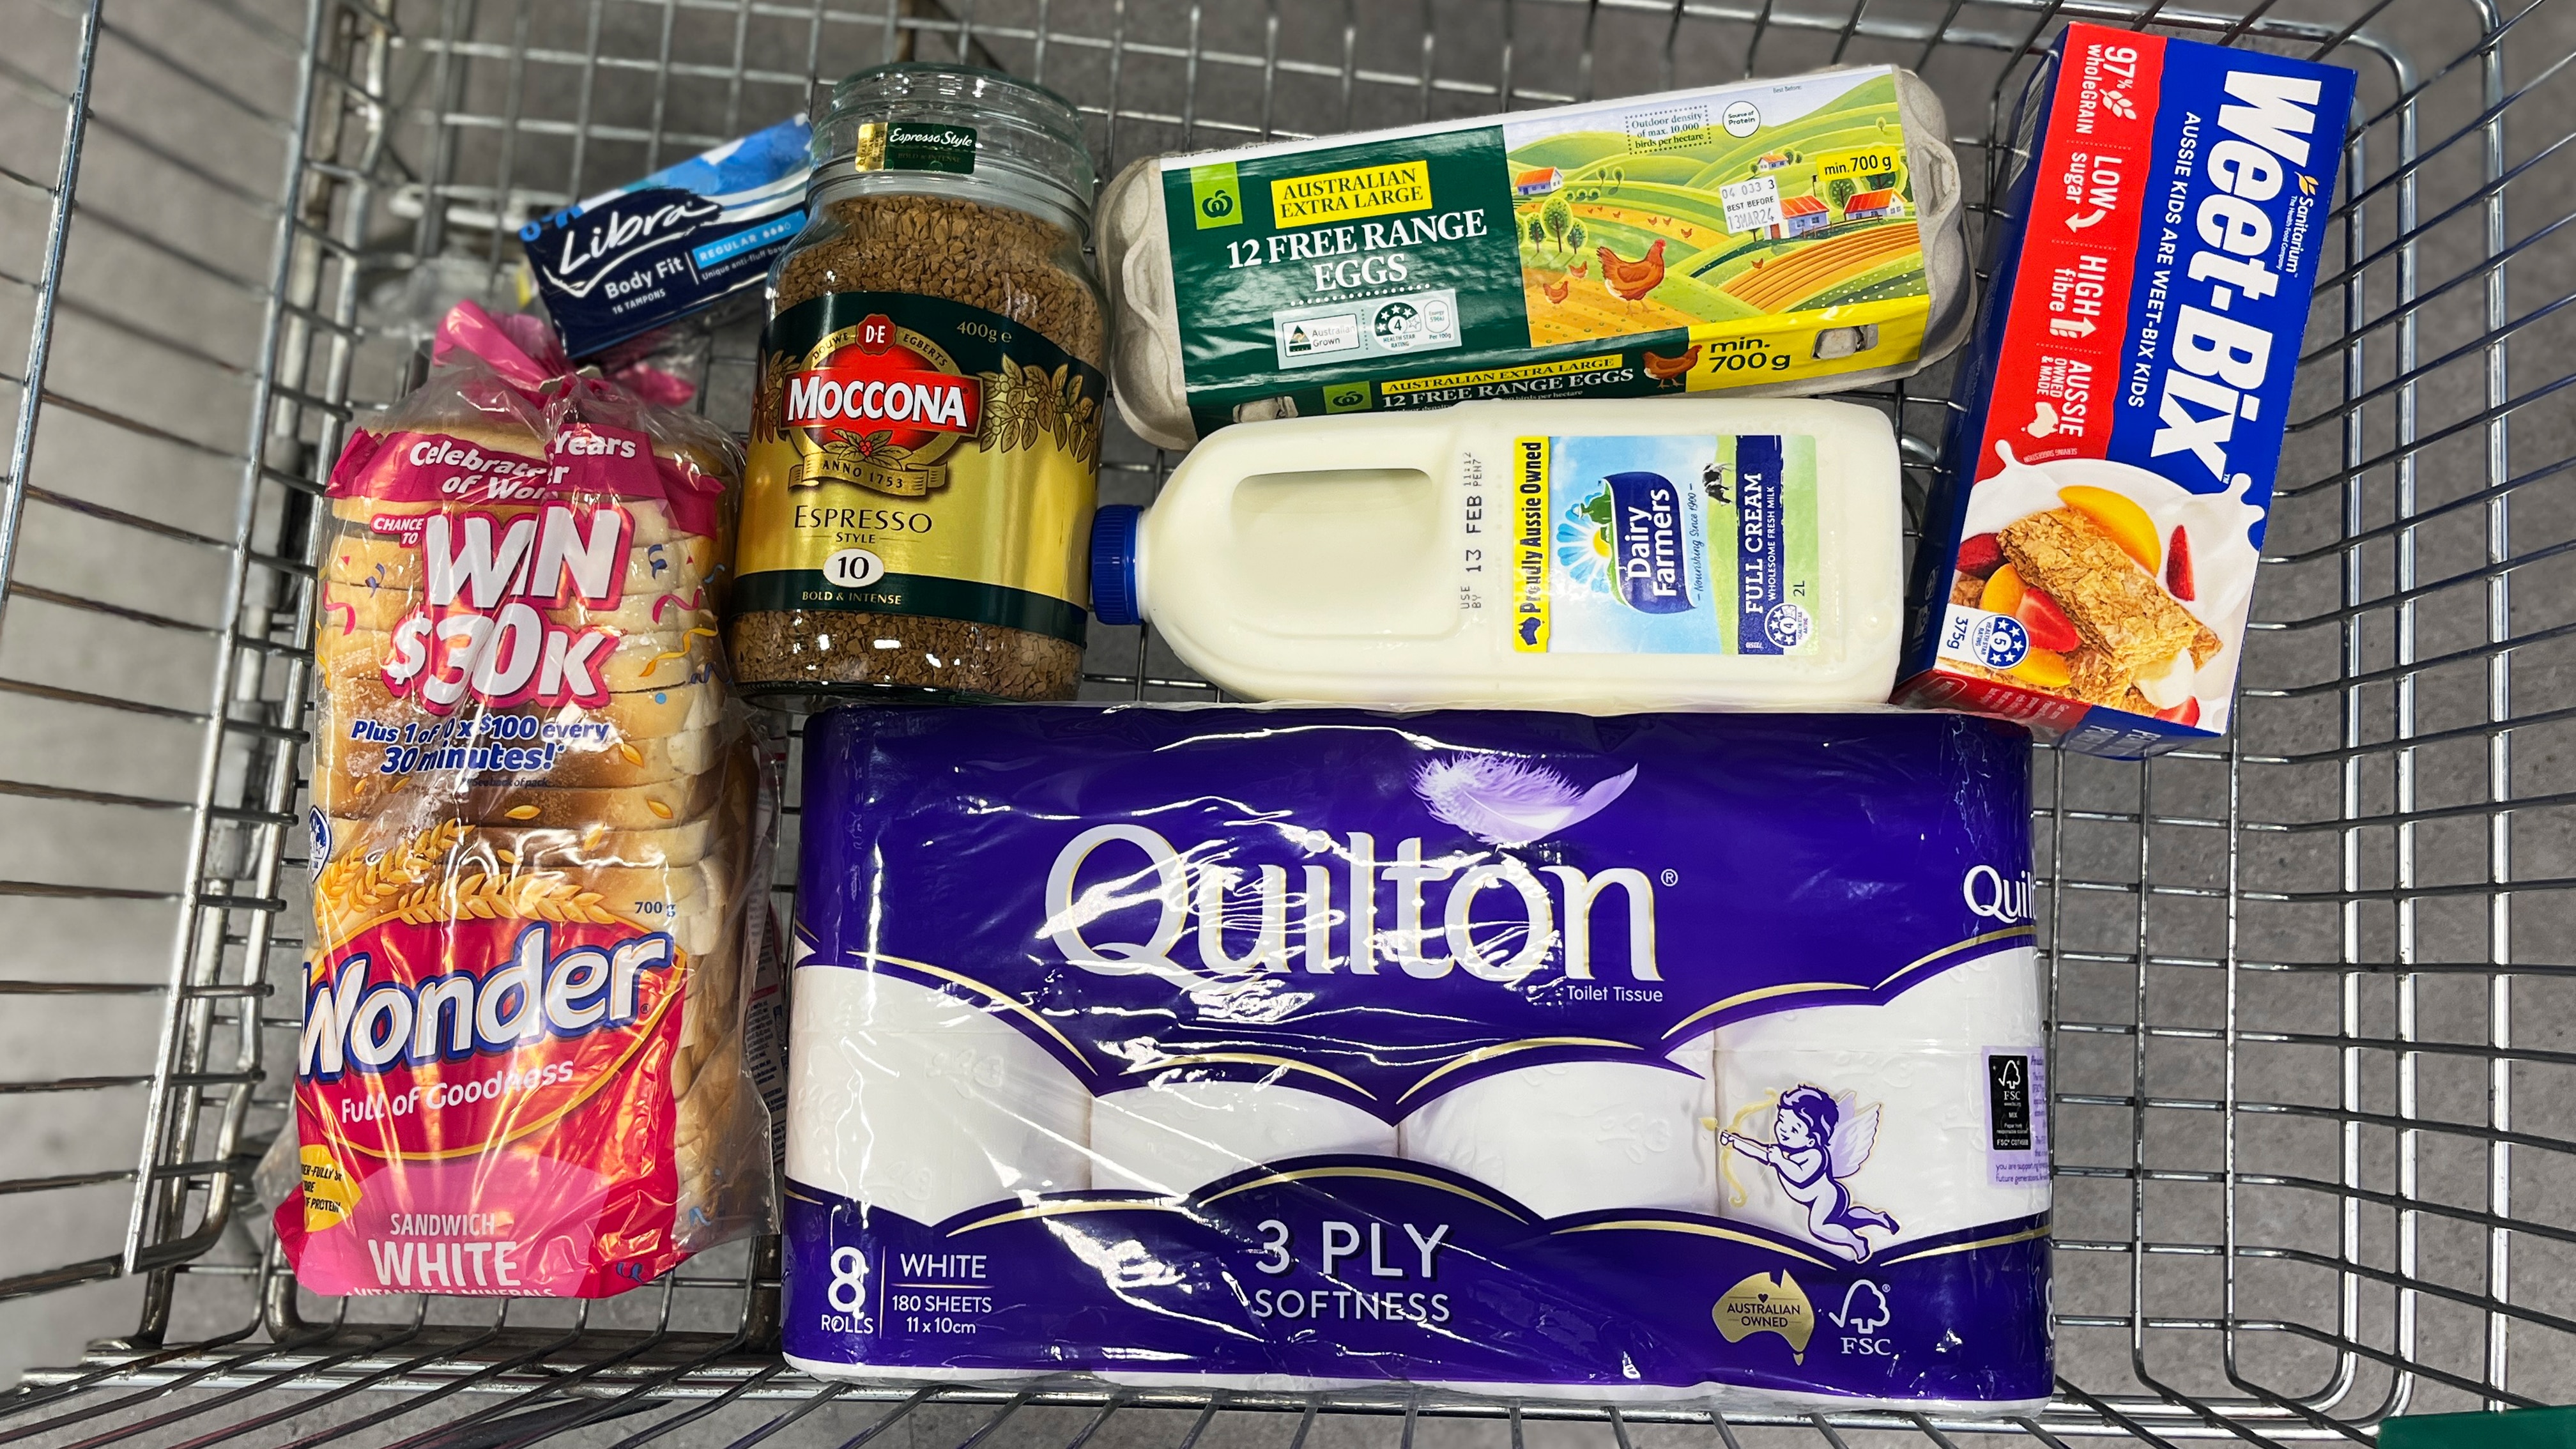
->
[[521, 116, 813, 357], [1895, 25, 2354, 757]]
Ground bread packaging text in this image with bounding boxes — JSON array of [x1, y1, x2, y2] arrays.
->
[[282, 303, 782, 1298]]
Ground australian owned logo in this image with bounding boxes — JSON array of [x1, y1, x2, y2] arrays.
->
[[1041, 755, 1660, 985]]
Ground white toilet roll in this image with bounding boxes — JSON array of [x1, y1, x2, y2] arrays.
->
[[1397, 1034, 1719, 1221], [1091, 1077, 1397, 1195], [1713, 947, 2049, 1259], [786, 966, 1091, 1227]]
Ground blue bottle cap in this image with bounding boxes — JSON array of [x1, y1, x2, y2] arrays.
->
[[1091, 503, 1144, 626]]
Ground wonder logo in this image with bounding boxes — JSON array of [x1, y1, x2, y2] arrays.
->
[[295, 916, 681, 1160]]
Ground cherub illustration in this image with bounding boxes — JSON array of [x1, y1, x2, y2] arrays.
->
[[1720, 1085, 1900, 1263]]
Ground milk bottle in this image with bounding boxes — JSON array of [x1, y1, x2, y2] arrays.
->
[[1089, 399, 1902, 711]]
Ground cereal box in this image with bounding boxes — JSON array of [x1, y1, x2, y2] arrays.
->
[[1894, 24, 2355, 756]]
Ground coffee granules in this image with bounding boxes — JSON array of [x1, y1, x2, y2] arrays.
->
[[775, 195, 1105, 365], [730, 65, 1105, 707]]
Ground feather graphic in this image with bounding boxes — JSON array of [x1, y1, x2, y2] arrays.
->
[[1413, 755, 1638, 846]]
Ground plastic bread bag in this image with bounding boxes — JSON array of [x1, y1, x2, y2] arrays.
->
[[1099, 66, 1969, 452], [781, 705, 2050, 1411], [279, 302, 781, 1297]]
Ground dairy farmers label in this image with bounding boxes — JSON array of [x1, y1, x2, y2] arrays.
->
[[740, 292, 1104, 645], [1158, 68, 1934, 433], [1507, 432, 1817, 655]]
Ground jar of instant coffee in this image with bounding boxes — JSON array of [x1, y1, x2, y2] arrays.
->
[[733, 64, 1104, 705]]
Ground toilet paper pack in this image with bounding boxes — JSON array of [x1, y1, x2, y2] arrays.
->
[[785, 707, 2049, 1410], [1715, 950, 2051, 1252], [1093, 1079, 1397, 1196]]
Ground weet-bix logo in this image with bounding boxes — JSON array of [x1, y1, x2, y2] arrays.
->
[[2148, 68, 2327, 488]]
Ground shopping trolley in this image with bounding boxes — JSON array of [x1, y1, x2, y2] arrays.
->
[[0, 0, 2567, 1443]]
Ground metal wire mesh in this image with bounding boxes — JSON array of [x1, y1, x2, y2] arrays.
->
[[1, 0, 2572, 1443]]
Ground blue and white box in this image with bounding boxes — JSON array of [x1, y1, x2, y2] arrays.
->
[[521, 115, 813, 356]]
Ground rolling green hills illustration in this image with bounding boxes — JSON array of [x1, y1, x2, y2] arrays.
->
[[1507, 73, 1922, 341]]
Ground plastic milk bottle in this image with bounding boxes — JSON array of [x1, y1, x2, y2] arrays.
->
[[1089, 399, 1903, 711]]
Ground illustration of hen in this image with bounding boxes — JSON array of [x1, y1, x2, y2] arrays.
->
[[1570, 261, 1588, 278], [1597, 239, 1667, 309], [1641, 344, 1699, 381], [1542, 277, 1571, 304]]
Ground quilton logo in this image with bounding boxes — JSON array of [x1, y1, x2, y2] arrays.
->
[[1039, 756, 1658, 988], [1961, 864, 2034, 923]]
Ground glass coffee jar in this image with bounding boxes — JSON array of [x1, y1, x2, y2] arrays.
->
[[731, 64, 1104, 706]]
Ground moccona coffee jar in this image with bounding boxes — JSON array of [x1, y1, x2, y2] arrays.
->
[[732, 64, 1105, 705]]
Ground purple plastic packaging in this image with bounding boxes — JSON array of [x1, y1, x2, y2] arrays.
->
[[783, 705, 2050, 1409]]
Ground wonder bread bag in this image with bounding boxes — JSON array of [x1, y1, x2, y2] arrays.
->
[[279, 301, 782, 1296]]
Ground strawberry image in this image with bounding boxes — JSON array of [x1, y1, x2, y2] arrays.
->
[[1957, 532, 2004, 578], [2154, 697, 2201, 726], [2014, 587, 2082, 653], [2166, 525, 2195, 601]]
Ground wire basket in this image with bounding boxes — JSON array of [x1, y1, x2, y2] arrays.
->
[[0, 0, 2568, 1443]]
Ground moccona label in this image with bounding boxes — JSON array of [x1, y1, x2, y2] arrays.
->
[[739, 291, 1104, 645], [778, 318, 978, 496]]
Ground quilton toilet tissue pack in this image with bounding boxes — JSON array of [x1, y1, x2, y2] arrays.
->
[[784, 707, 2050, 1410]]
